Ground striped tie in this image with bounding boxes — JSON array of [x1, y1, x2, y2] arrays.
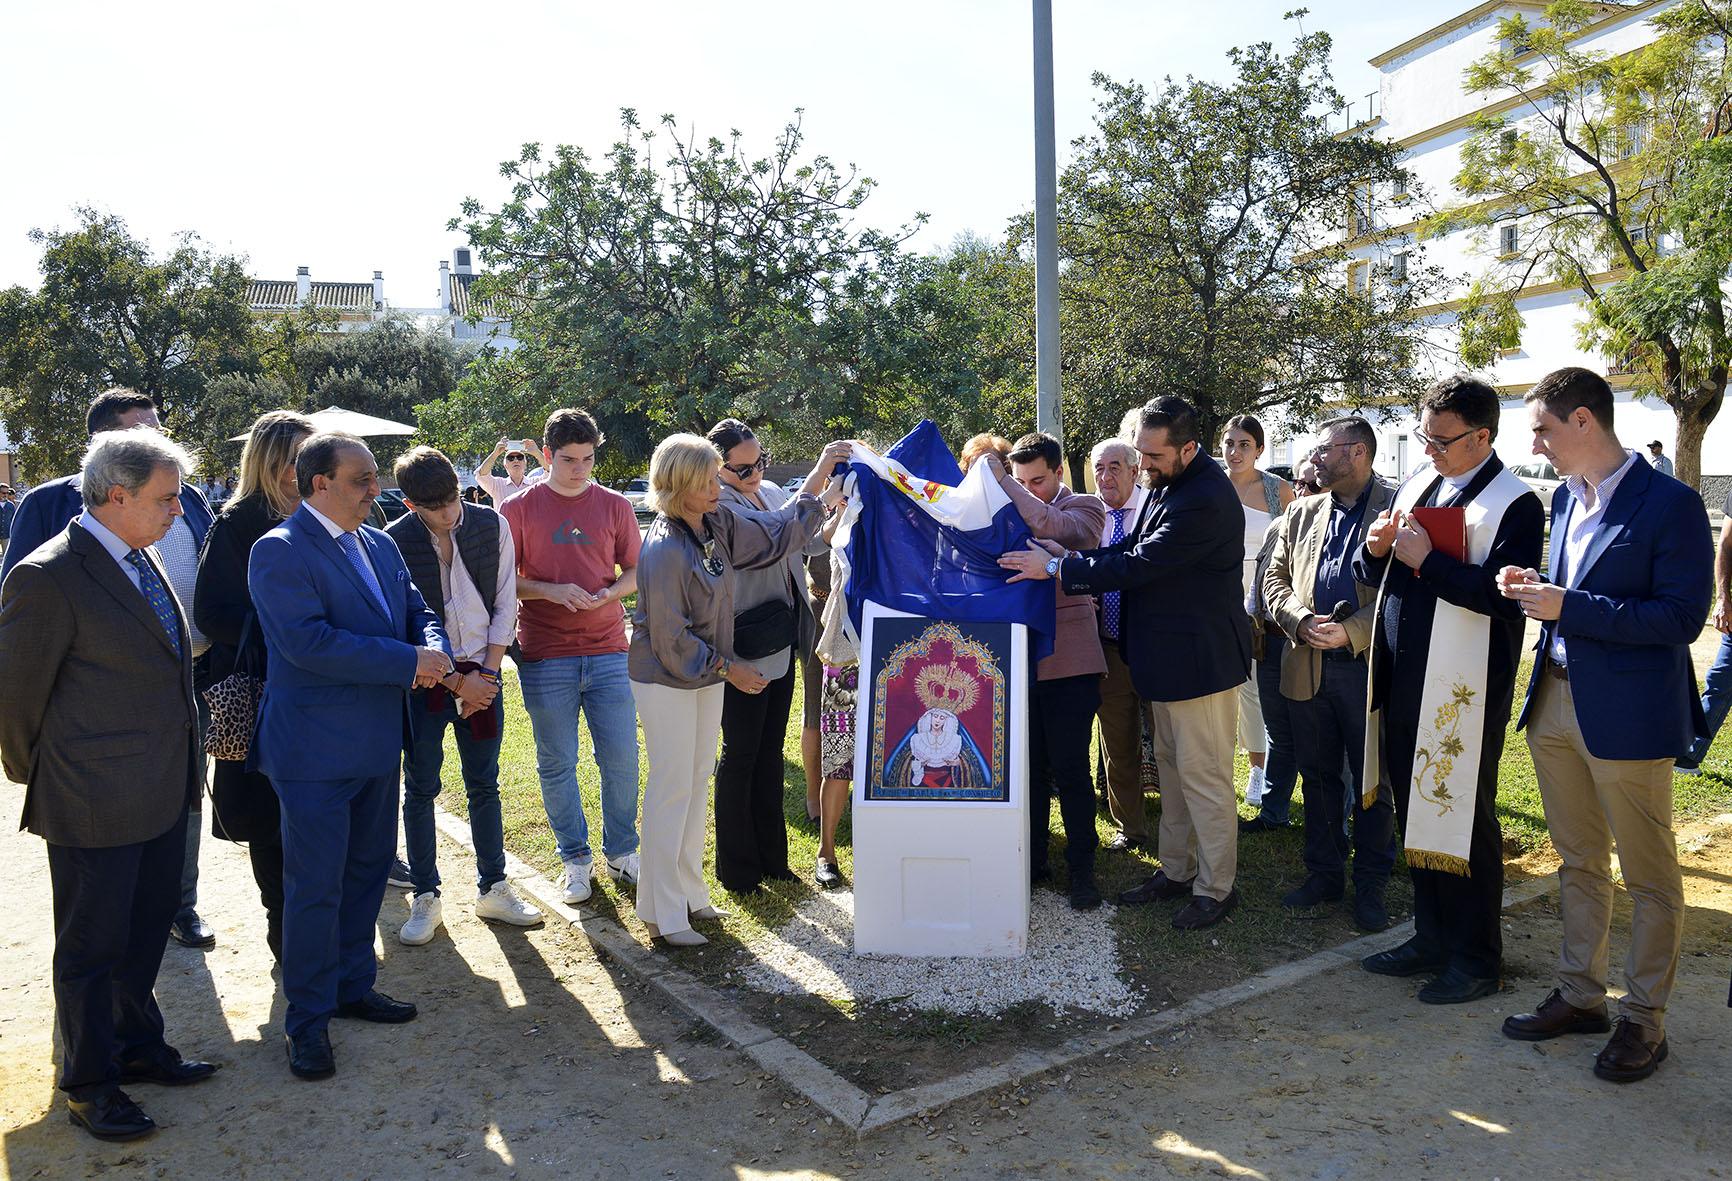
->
[[124, 549, 183, 658], [337, 531, 391, 618], [1102, 508, 1127, 640]]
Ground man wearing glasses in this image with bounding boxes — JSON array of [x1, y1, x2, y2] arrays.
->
[[475, 437, 547, 505], [1354, 376, 1543, 1005], [500, 409, 643, 907], [1260, 418, 1398, 932]]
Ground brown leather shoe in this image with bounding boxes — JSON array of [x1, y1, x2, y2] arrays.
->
[[1593, 1017, 1668, 1083], [1118, 871, 1194, 905], [1501, 988, 1612, 1042]]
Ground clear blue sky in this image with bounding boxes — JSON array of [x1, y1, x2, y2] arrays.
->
[[1, 1, 1469, 302]]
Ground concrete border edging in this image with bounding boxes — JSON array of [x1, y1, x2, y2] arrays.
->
[[433, 806, 1562, 1136]]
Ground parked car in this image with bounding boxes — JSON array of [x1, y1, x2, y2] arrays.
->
[[375, 489, 411, 522], [620, 476, 650, 507], [1509, 459, 1562, 500]]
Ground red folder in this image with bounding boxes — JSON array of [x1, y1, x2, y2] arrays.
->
[[1409, 506, 1467, 562]]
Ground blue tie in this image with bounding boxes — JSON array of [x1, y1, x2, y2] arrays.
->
[[337, 531, 391, 619], [124, 549, 183, 658], [1102, 508, 1127, 640]]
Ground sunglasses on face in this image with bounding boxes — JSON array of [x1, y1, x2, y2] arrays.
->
[[1292, 479, 1319, 494], [723, 452, 771, 480]]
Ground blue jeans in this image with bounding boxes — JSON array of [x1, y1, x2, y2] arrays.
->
[[1683, 632, 1732, 765], [1254, 635, 1299, 824], [403, 692, 505, 897], [517, 652, 640, 864]]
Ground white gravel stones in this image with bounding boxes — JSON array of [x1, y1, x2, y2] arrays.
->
[[735, 888, 1140, 1017]]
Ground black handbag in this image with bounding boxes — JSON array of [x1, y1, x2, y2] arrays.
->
[[732, 598, 798, 661]]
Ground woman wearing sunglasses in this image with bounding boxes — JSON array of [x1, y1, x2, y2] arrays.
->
[[628, 431, 851, 945]]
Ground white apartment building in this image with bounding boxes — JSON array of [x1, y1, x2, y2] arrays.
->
[[247, 251, 519, 351], [1265, 0, 1728, 493]]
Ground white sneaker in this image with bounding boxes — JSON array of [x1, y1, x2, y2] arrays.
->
[[475, 881, 542, 927], [605, 852, 641, 884], [561, 860, 594, 905], [399, 892, 443, 946], [1245, 765, 1267, 807]]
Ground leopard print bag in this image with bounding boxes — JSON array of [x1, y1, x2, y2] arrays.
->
[[202, 672, 262, 762]]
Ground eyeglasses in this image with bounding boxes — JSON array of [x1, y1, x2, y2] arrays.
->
[[723, 452, 771, 480], [1414, 427, 1477, 452], [1309, 440, 1357, 458]]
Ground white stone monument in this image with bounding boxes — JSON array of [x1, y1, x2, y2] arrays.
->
[[851, 600, 1029, 958]]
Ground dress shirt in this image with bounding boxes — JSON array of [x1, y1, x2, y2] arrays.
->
[[1436, 453, 1494, 500], [431, 507, 518, 664], [1550, 448, 1642, 666], [478, 468, 546, 505], [151, 513, 209, 656], [1312, 479, 1373, 617], [75, 510, 143, 591], [1096, 485, 1147, 547]]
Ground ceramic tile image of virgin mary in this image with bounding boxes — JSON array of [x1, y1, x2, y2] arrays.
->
[[866, 618, 1009, 803]]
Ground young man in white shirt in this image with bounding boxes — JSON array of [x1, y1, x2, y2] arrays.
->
[[387, 446, 542, 944]]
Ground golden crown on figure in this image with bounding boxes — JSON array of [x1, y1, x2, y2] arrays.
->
[[914, 662, 980, 715]]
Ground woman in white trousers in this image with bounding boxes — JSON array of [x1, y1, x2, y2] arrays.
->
[[627, 434, 851, 945]]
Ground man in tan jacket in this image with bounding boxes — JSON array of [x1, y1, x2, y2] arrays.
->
[[984, 433, 1107, 910], [1261, 416, 1398, 932]]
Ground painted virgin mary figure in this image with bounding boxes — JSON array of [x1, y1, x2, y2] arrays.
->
[[886, 662, 991, 794]]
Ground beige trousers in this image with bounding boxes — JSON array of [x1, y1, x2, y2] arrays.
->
[[632, 679, 726, 939], [1097, 644, 1151, 841], [1526, 673, 1684, 1033], [1147, 684, 1241, 901]]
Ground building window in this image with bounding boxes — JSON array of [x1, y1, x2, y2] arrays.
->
[[1391, 250, 1410, 285], [1349, 260, 1370, 296], [1616, 117, 1651, 162], [1498, 222, 1521, 257], [1347, 185, 1373, 238]]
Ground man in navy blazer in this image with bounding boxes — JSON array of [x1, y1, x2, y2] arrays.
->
[[250, 432, 453, 1080], [1001, 395, 1250, 931], [0, 388, 219, 950], [1498, 367, 1712, 1084]]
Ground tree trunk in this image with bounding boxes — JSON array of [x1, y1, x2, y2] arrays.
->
[[1675, 403, 1709, 491]]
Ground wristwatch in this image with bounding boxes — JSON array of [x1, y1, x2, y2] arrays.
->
[[716, 657, 732, 680], [1044, 555, 1062, 578]]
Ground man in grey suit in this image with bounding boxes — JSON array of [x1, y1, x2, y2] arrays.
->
[[0, 429, 218, 1142]]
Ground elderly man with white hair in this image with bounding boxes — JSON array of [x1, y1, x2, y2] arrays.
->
[[1089, 436, 1152, 850], [0, 428, 219, 1142]]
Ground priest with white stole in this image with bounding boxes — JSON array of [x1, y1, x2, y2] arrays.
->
[[1353, 376, 1544, 1005]]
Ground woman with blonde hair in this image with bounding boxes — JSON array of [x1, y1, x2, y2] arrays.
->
[[193, 409, 315, 961], [629, 432, 851, 946]]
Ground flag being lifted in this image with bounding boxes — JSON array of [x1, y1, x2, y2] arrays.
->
[[833, 421, 1057, 663]]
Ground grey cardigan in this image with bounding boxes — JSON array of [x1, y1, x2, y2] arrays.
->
[[628, 496, 824, 690]]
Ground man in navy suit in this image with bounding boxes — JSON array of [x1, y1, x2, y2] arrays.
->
[[1499, 367, 1712, 1084], [1001, 395, 1250, 931], [250, 432, 453, 1080], [0, 389, 219, 949]]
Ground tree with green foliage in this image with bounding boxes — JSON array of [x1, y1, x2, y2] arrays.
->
[[1443, 0, 1732, 487], [0, 208, 258, 478], [1047, 18, 1445, 452], [431, 110, 923, 475]]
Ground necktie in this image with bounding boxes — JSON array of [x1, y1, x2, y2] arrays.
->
[[337, 531, 391, 618], [1102, 507, 1127, 640], [124, 549, 183, 658]]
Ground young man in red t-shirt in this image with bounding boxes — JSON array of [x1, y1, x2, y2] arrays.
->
[[502, 409, 642, 904]]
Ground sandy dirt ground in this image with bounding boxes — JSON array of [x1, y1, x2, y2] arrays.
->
[[3, 781, 1730, 1180]]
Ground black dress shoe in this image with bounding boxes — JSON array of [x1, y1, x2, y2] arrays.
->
[[1361, 939, 1446, 978], [1281, 876, 1344, 909], [334, 989, 418, 1024], [1352, 891, 1391, 932], [169, 911, 216, 949], [1417, 965, 1502, 1005], [286, 1029, 335, 1080], [1118, 871, 1194, 905], [1173, 889, 1238, 930], [1068, 875, 1103, 911], [1238, 815, 1291, 834], [67, 1089, 156, 1141], [118, 1049, 220, 1086], [1593, 1017, 1669, 1083]]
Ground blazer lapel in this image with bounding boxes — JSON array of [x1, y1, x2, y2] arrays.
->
[[296, 507, 393, 627], [1571, 463, 1649, 590], [69, 524, 181, 657], [359, 528, 400, 633], [1548, 490, 1572, 584]]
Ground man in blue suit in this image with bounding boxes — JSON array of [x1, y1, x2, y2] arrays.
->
[[1499, 367, 1712, 1084], [1001, 395, 1251, 931], [250, 432, 453, 1080], [0, 388, 218, 950]]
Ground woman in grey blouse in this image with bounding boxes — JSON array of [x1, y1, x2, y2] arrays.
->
[[629, 432, 850, 946]]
